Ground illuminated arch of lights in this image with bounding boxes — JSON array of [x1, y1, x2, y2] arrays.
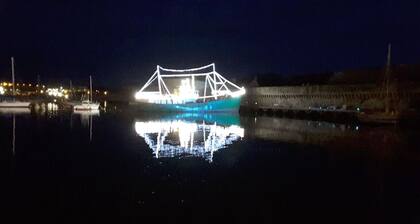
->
[[134, 63, 246, 104], [134, 119, 244, 162]]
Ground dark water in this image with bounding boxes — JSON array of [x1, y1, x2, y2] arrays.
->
[[1, 106, 420, 223]]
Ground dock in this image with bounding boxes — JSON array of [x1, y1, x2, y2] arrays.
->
[[240, 84, 420, 121]]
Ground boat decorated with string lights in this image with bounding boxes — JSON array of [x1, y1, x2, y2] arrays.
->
[[132, 63, 246, 112]]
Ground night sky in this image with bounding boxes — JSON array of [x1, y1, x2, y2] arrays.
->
[[0, 0, 419, 87]]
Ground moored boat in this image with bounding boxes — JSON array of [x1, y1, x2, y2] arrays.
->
[[0, 101, 31, 108], [356, 44, 409, 124], [0, 107, 31, 114], [0, 57, 31, 108], [73, 76, 100, 111], [132, 63, 246, 112], [74, 100, 100, 111]]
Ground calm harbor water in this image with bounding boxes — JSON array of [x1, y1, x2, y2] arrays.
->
[[1, 105, 420, 223]]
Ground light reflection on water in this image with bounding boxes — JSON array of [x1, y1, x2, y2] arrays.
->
[[0, 107, 413, 162], [0, 108, 31, 155], [134, 113, 244, 162], [247, 116, 361, 144], [0, 107, 420, 222], [72, 110, 100, 142], [73, 110, 100, 126]]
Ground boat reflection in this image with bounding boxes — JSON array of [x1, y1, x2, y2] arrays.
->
[[134, 113, 244, 162], [73, 110, 100, 126], [246, 116, 360, 144], [32, 102, 63, 117], [0, 108, 30, 155], [73, 110, 100, 141], [244, 116, 420, 161]]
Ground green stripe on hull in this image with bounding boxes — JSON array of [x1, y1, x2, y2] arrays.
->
[[131, 97, 241, 112]]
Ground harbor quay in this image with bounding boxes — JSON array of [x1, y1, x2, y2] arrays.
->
[[3, 79, 420, 124], [240, 84, 420, 116]]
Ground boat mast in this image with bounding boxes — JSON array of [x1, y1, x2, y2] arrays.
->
[[157, 65, 162, 95], [384, 43, 392, 113], [11, 57, 15, 96], [212, 64, 217, 100], [69, 80, 73, 98], [90, 75, 93, 102]]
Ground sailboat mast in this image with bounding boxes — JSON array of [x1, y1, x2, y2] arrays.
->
[[90, 75, 93, 102], [11, 57, 15, 96], [386, 44, 391, 97], [384, 44, 392, 113]]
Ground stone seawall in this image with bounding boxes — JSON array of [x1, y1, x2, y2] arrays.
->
[[241, 84, 420, 112]]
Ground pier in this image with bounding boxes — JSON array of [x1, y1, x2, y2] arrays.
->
[[240, 84, 420, 118]]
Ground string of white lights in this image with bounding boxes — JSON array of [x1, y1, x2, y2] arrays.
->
[[159, 72, 214, 77], [158, 63, 214, 73], [135, 63, 246, 103]]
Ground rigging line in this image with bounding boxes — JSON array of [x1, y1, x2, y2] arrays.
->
[[215, 72, 242, 90], [158, 63, 214, 72], [159, 72, 214, 77], [139, 71, 158, 92]]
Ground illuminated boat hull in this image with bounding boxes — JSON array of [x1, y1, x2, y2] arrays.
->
[[131, 97, 241, 112]]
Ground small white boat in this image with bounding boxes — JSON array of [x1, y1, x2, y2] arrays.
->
[[0, 57, 31, 108], [0, 101, 31, 108], [73, 76, 100, 111], [0, 107, 31, 114], [74, 100, 100, 111]]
